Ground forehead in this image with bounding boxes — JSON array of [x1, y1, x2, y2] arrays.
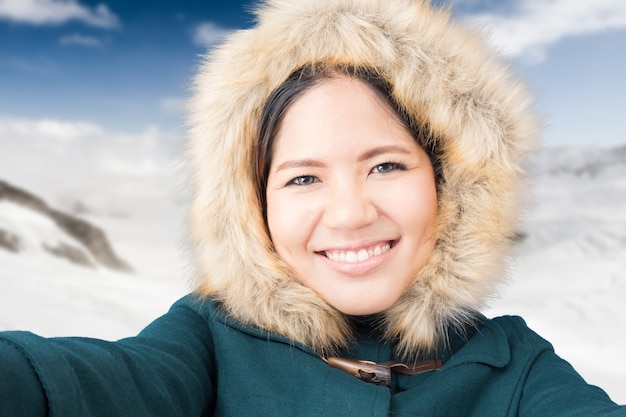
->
[[289, 75, 399, 120], [271, 76, 416, 161], [277, 75, 404, 133]]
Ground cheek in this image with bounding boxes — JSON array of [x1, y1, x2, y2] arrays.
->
[[411, 192, 438, 241], [266, 193, 311, 254], [265, 195, 285, 248], [413, 185, 438, 231], [379, 176, 438, 231]]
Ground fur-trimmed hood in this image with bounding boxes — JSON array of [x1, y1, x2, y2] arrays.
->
[[186, 0, 536, 359]]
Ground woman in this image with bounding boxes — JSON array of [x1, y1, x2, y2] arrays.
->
[[1, 0, 624, 415]]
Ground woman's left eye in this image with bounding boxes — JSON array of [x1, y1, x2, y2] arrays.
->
[[286, 175, 318, 186], [370, 162, 405, 174]]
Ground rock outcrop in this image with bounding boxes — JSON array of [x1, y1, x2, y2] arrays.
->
[[0, 180, 132, 272]]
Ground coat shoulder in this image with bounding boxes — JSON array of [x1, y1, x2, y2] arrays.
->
[[488, 315, 554, 350]]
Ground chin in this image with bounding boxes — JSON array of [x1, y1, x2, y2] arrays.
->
[[331, 298, 396, 317]]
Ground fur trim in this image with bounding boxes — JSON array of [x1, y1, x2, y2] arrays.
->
[[186, 0, 537, 359]]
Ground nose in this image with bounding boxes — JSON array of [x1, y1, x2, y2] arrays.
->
[[322, 179, 378, 230]]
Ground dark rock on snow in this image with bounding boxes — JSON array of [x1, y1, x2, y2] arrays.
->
[[0, 180, 132, 272], [0, 229, 20, 253]]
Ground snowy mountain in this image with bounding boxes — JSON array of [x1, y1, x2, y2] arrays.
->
[[528, 144, 626, 178], [0, 144, 625, 403], [0, 174, 188, 340], [0, 180, 132, 271], [486, 145, 626, 403]]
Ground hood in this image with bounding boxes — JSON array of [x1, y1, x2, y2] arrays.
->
[[186, 0, 537, 359]]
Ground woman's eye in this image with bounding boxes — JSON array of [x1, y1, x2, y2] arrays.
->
[[287, 175, 318, 186], [371, 162, 405, 174]]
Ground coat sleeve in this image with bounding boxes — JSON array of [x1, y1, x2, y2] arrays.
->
[[0, 299, 215, 417], [514, 324, 626, 416], [0, 338, 48, 415]]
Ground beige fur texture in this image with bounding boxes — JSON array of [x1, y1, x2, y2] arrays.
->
[[185, 0, 537, 359]]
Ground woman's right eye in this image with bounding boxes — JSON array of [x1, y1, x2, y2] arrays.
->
[[287, 175, 318, 186]]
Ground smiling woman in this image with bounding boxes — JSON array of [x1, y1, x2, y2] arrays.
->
[[265, 71, 438, 316], [1, 0, 625, 416]]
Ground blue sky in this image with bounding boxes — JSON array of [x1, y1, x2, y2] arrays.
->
[[1, 0, 625, 148]]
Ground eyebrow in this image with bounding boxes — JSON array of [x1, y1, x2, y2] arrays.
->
[[274, 159, 325, 172], [357, 145, 411, 161], [274, 145, 412, 172]]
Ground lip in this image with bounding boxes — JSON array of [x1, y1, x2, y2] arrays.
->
[[315, 240, 397, 276]]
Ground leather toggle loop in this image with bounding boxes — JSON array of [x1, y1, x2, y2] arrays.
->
[[325, 357, 442, 387], [326, 357, 392, 386]]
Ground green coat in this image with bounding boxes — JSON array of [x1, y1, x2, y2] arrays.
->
[[1, 295, 624, 416]]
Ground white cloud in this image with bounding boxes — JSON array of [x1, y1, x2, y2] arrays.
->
[[159, 97, 186, 115], [464, 0, 626, 63], [0, 0, 120, 28], [0, 116, 181, 216], [0, 117, 103, 141], [0, 56, 58, 74], [59, 33, 104, 48], [192, 21, 230, 47], [0, 117, 174, 177]]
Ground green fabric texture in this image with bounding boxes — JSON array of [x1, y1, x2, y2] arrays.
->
[[0, 295, 624, 416], [0, 339, 47, 415]]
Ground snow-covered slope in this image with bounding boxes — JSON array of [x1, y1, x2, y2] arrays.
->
[[0, 189, 188, 339], [0, 142, 625, 403], [0, 180, 133, 271], [486, 145, 626, 403]]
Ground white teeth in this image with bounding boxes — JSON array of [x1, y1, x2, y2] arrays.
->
[[324, 243, 391, 263]]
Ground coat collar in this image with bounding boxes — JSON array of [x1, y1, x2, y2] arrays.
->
[[443, 318, 511, 369], [209, 297, 510, 370]]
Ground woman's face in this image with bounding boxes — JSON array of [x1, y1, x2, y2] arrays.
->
[[266, 76, 437, 316]]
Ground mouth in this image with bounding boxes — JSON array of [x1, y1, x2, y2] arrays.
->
[[318, 241, 396, 264]]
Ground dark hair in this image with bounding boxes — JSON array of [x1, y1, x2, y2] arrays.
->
[[255, 64, 442, 221]]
